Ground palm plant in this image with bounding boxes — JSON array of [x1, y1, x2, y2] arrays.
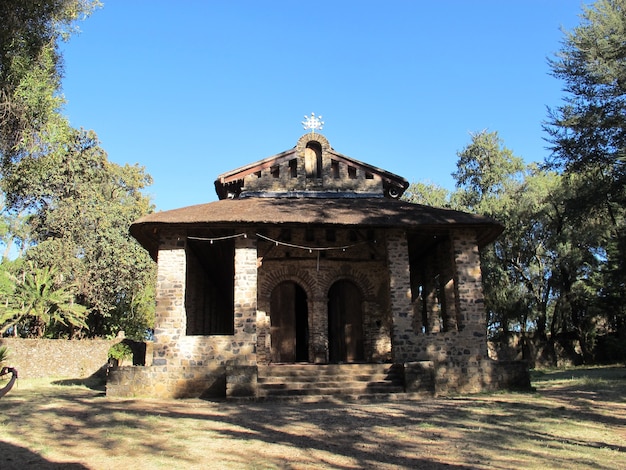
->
[[0, 262, 88, 337]]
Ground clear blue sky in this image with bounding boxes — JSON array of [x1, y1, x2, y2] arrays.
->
[[60, 1, 586, 211]]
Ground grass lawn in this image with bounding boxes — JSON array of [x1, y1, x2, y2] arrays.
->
[[0, 365, 624, 469]]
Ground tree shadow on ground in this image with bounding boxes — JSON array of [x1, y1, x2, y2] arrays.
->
[[51, 369, 107, 393], [0, 440, 87, 469], [1, 367, 625, 469]]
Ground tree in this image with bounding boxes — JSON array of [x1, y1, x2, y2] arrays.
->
[[0, 262, 87, 337], [452, 133, 542, 342], [402, 181, 452, 208], [0, 0, 101, 167], [3, 129, 156, 339], [546, 0, 626, 341], [0, 1, 155, 340]]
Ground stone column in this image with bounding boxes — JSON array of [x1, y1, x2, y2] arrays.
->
[[386, 230, 415, 362], [423, 260, 441, 333], [152, 234, 186, 367], [227, 235, 258, 398], [451, 229, 487, 358], [309, 297, 328, 363], [438, 238, 458, 331]]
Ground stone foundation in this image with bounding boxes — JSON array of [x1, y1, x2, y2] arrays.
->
[[106, 359, 530, 399], [107, 365, 226, 399]]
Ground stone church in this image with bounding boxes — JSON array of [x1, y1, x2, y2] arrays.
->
[[108, 125, 529, 399]]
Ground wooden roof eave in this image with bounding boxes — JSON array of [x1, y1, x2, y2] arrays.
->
[[326, 150, 409, 191], [130, 213, 503, 261], [215, 148, 297, 185]]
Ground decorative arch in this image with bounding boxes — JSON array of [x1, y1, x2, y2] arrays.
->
[[296, 132, 332, 154], [317, 265, 376, 302], [258, 265, 317, 305]]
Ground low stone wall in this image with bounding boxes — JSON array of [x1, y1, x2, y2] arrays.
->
[[404, 361, 435, 393], [107, 358, 531, 399], [431, 359, 531, 395], [0, 338, 117, 379], [107, 365, 226, 399]]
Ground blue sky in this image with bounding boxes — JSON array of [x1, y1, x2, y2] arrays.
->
[[60, 1, 585, 211]]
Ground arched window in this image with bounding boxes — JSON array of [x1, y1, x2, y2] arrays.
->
[[304, 141, 322, 178]]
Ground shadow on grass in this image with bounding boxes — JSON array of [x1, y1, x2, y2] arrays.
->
[[1, 366, 624, 469], [0, 440, 87, 469], [531, 365, 626, 383], [51, 370, 106, 392]]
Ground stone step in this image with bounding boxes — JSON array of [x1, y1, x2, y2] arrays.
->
[[258, 385, 405, 397], [259, 363, 399, 373], [257, 363, 405, 399], [259, 380, 403, 390], [258, 374, 401, 384]]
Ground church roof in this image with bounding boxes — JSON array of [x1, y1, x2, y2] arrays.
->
[[213, 132, 409, 200], [130, 197, 503, 259], [130, 130, 503, 258]]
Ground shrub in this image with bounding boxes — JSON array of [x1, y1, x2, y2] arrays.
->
[[108, 342, 133, 362]]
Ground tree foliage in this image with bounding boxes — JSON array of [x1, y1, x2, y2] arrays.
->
[[0, 1, 155, 340], [546, 0, 626, 342], [415, 121, 624, 363], [399, 1, 625, 365], [0, 262, 88, 337], [0, 0, 100, 168], [6, 129, 156, 338]]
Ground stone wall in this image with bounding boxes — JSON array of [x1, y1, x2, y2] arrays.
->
[[122, 225, 513, 399], [107, 364, 226, 399], [256, 226, 392, 365], [0, 338, 117, 378], [242, 133, 384, 196]]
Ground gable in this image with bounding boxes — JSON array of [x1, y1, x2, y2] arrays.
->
[[214, 133, 409, 200]]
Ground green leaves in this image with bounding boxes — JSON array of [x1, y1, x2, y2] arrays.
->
[[0, 261, 87, 337]]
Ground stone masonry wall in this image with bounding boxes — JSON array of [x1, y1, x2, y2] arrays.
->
[[0, 338, 116, 378], [256, 227, 392, 365], [111, 230, 262, 398], [386, 228, 502, 393], [386, 229, 415, 362], [111, 226, 507, 398], [243, 133, 384, 195]]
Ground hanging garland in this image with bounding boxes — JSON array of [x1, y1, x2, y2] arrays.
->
[[255, 233, 369, 253], [187, 232, 374, 271], [187, 233, 248, 243]]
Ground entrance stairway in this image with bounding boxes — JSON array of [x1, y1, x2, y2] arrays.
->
[[257, 363, 405, 400]]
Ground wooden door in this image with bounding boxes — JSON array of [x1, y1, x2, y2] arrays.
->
[[270, 282, 308, 363], [328, 280, 364, 363]]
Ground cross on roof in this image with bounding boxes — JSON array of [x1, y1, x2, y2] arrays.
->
[[302, 112, 324, 134]]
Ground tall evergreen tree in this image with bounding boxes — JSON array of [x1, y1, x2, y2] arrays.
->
[[546, 0, 626, 341]]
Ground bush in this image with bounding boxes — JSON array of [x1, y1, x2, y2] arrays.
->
[[108, 342, 133, 362]]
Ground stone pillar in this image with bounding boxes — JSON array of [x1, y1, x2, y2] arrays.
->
[[309, 297, 328, 363], [227, 235, 258, 398], [438, 238, 458, 331], [152, 234, 186, 366], [386, 230, 415, 362], [423, 260, 440, 333], [451, 229, 487, 358]]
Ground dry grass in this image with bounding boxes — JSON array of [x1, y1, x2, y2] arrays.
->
[[0, 366, 624, 469]]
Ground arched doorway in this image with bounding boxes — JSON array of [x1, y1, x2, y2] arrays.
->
[[328, 280, 364, 363], [270, 281, 309, 363]]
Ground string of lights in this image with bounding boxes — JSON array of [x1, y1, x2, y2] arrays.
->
[[187, 233, 248, 243], [187, 232, 372, 254], [255, 233, 368, 253]]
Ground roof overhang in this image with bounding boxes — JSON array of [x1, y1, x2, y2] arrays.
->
[[131, 198, 503, 260]]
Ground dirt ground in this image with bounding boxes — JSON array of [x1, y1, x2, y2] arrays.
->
[[0, 366, 624, 469]]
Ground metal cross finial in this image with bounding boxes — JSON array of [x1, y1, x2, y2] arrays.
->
[[302, 112, 324, 134]]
